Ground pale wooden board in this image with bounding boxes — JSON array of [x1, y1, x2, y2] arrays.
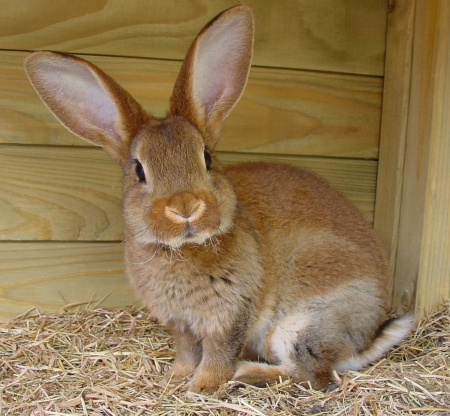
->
[[373, 0, 415, 299], [0, 242, 134, 317], [0, 51, 383, 158], [415, 0, 450, 316], [403, 0, 450, 317], [0, 146, 124, 241], [0, 0, 387, 76], [0, 145, 377, 241], [391, 0, 437, 315]]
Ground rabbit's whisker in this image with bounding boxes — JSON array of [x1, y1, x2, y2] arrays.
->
[[134, 225, 151, 239], [129, 249, 158, 265]]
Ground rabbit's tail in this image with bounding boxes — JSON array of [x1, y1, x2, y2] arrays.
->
[[333, 313, 415, 372]]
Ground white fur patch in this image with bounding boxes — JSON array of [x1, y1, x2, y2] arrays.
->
[[271, 311, 310, 363]]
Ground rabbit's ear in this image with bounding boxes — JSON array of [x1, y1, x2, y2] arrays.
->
[[24, 52, 148, 164], [170, 6, 254, 149]]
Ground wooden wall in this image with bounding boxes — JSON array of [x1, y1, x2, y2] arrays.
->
[[376, 0, 450, 317], [0, 0, 390, 317]]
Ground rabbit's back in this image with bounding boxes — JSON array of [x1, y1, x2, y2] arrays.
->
[[225, 162, 389, 297]]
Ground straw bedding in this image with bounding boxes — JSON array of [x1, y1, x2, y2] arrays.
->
[[1, 301, 449, 415]]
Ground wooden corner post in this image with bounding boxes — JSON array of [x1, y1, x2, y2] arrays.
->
[[375, 0, 450, 317]]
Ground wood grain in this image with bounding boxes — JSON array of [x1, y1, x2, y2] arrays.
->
[[373, 0, 416, 296], [0, 0, 387, 76], [406, 0, 450, 317], [389, 0, 450, 317], [0, 146, 124, 241], [0, 242, 134, 317], [0, 145, 377, 241], [227, 67, 382, 158], [0, 51, 383, 158]]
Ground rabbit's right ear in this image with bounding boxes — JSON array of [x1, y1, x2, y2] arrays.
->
[[24, 52, 148, 164], [170, 6, 254, 149]]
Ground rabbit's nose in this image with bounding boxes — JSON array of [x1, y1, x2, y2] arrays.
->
[[164, 193, 206, 224]]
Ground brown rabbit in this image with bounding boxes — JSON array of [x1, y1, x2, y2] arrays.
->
[[24, 6, 414, 394]]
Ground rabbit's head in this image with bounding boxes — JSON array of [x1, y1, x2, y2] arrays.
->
[[24, 6, 254, 248]]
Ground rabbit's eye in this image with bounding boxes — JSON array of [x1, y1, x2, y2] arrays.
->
[[204, 148, 212, 171], [134, 160, 146, 183]]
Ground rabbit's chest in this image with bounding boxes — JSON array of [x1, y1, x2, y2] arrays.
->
[[126, 254, 243, 332]]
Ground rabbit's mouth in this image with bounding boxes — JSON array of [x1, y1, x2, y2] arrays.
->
[[161, 221, 220, 248], [153, 229, 218, 249], [126, 209, 223, 248], [184, 227, 196, 239], [140, 190, 221, 246], [130, 224, 218, 249]]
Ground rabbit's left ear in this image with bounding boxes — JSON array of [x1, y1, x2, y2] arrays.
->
[[24, 52, 148, 164], [170, 6, 254, 149]]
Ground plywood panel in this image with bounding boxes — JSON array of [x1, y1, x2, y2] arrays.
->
[[0, 0, 387, 76], [0, 146, 377, 241], [0, 242, 133, 317], [0, 51, 383, 158]]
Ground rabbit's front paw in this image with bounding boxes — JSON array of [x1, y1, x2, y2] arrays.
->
[[188, 368, 231, 394], [159, 359, 198, 387]]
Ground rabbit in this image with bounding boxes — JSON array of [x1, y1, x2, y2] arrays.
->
[[24, 6, 415, 394]]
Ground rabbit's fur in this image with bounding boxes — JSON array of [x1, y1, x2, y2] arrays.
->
[[24, 6, 414, 394]]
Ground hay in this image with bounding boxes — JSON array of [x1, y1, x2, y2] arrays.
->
[[1, 301, 449, 416]]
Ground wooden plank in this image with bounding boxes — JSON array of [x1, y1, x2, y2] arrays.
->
[[0, 145, 377, 241], [390, 3, 430, 315], [412, 0, 450, 317], [393, 0, 450, 317], [0, 0, 387, 76], [373, 0, 416, 301], [0, 51, 383, 158], [0, 146, 124, 241], [0, 242, 134, 318], [229, 67, 382, 158]]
